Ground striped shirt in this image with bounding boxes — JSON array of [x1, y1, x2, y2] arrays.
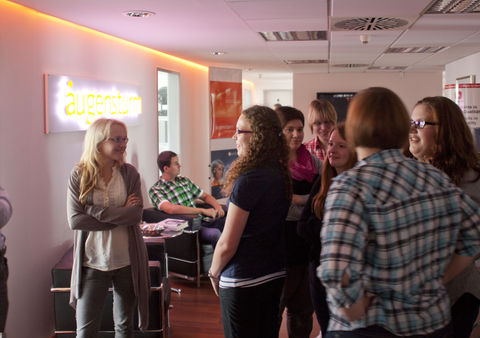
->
[[149, 176, 203, 209], [318, 149, 480, 335], [304, 137, 326, 161]]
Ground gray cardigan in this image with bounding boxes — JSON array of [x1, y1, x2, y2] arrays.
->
[[66, 163, 150, 330], [446, 169, 480, 303]]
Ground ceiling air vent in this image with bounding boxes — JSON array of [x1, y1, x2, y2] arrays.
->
[[259, 31, 327, 41], [425, 0, 480, 14], [332, 64, 369, 68], [283, 60, 328, 65], [332, 17, 409, 31], [368, 66, 408, 71], [385, 46, 447, 53]]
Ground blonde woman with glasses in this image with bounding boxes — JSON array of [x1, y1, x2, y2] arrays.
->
[[67, 118, 150, 337]]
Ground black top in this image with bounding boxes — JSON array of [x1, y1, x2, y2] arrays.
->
[[296, 175, 322, 266]]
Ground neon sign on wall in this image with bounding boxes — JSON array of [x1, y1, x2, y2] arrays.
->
[[44, 74, 142, 133]]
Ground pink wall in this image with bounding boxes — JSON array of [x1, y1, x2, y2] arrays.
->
[[293, 72, 443, 141], [0, 1, 209, 336]]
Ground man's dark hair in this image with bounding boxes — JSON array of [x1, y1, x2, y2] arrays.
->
[[157, 151, 177, 173]]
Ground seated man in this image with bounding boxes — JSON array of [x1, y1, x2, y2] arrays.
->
[[149, 151, 225, 246]]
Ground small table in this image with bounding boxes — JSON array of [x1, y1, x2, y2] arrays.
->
[[143, 229, 184, 294]]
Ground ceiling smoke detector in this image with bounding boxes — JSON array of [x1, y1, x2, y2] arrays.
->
[[123, 10, 156, 18], [332, 17, 409, 31]]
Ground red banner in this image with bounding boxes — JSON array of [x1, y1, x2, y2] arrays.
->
[[209, 81, 242, 139]]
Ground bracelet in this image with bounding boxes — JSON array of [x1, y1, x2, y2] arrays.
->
[[208, 271, 219, 280]]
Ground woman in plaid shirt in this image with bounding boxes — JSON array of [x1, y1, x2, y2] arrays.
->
[[319, 87, 480, 337]]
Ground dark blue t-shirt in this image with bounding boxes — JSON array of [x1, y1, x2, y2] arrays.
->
[[219, 166, 289, 288]]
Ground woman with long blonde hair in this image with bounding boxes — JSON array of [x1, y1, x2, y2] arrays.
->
[[67, 118, 150, 337]]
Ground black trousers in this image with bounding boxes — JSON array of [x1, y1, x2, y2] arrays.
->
[[451, 293, 480, 338], [0, 254, 8, 332], [308, 260, 330, 336], [219, 277, 284, 338], [326, 323, 453, 338]]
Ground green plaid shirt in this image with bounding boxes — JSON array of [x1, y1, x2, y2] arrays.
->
[[149, 176, 203, 209]]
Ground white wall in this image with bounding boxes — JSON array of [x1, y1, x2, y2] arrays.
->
[[0, 2, 209, 337], [293, 72, 443, 141], [242, 72, 292, 107], [445, 51, 480, 84]]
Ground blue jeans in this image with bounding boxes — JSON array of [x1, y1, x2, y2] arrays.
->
[[200, 216, 225, 247], [76, 265, 136, 338]]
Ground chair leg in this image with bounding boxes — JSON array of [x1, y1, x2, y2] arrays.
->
[[196, 232, 201, 288]]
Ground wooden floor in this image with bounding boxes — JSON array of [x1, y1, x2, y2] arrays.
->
[[166, 277, 480, 338], [167, 277, 321, 338]]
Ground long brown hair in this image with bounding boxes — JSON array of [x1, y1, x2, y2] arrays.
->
[[312, 123, 357, 219], [224, 105, 292, 200], [415, 96, 480, 184]]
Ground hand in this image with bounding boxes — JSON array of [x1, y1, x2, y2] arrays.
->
[[124, 194, 141, 207], [209, 275, 220, 297], [202, 208, 217, 219], [215, 207, 225, 218]]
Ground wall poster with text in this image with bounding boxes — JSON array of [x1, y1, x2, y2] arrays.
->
[[444, 83, 480, 151]]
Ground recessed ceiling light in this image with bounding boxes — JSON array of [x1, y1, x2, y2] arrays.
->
[[211, 51, 226, 56], [123, 10, 155, 18]]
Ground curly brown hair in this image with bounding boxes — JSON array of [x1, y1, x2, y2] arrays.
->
[[224, 105, 292, 200], [312, 123, 357, 219], [415, 96, 480, 185]]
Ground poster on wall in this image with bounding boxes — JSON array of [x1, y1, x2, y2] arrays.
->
[[209, 148, 238, 200], [209, 67, 242, 199], [444, 83, 480, 150], [316, 92, 356, 122], [209, 67, 242, 139]]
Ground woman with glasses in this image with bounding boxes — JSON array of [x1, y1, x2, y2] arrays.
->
[[319, 87, 480, 337], [67, 118, 150, 337], [409, 96, 480, 337], [298, 123, 357, 337], [304, 99, 338, 161], [276, 106, 321, 337], [208, 105, 291, 338]]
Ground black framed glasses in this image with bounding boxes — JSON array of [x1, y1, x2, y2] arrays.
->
[[236, 129, 253, 135], [108, 136, 129, 144], [410, 120, 439, 129]]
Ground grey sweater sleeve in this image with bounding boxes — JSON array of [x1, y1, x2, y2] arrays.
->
[[66, 167, 116, 231], [0, 186, 12, 229]]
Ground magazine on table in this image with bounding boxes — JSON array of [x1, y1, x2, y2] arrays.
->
[[140, 218, 188, 236]]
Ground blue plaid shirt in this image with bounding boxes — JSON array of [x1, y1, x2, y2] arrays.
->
[[318, 149, 480, 335], [149, 176, 203, 209]]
